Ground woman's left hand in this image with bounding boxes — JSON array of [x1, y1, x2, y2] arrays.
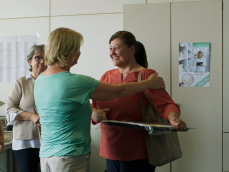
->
[[168, 112, 187, 131], [169, 118, 187, 131]]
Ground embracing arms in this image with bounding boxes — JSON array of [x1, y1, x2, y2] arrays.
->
[[90, 72, 164, 101]]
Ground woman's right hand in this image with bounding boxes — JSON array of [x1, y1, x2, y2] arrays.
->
[[91, 109, 109, 123], [147, 72, 165, 89], [30, 113, 40, 125]]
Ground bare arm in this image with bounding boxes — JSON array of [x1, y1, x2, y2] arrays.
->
[[6, 80, 40, 127], [15, 112, 40, 127], [0, 122, 4, 153], [90, 72, 165, 101]]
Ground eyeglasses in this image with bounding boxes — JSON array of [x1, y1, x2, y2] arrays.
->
[[33, 56, 44, 61]]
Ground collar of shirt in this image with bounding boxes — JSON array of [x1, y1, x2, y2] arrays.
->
[[26, 73, 35, 84]]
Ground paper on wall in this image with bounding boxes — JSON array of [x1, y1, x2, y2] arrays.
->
[[0, 35, 39, 83], [179, 42, 210, 87]]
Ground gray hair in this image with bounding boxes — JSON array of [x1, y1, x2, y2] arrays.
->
[[27, 44, 45, 72]]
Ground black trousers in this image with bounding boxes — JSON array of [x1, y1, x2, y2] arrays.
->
[[106, 158, 156, 172], [14, 148, 40, 172]]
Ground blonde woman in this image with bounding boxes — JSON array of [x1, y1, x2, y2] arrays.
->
[[34, 27, 165, 172], [195, 51, 207, 73], [5, 44, 47, 172]]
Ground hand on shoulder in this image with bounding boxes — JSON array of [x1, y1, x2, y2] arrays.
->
[[147, 72, 165, 89]]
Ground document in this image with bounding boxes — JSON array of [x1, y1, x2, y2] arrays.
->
[[179, 42, 210, 87], [0, 35, 38, 83]]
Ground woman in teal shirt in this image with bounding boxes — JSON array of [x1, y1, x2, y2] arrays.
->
[[34, 27, 165, 172]]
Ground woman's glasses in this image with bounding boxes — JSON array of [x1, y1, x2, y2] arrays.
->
[[33, 56, 44, 61]]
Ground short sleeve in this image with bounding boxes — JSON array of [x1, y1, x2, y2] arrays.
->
[[73, 75, 100, 105]]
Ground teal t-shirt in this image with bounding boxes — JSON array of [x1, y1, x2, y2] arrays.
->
[[34, 71, 100, 158]]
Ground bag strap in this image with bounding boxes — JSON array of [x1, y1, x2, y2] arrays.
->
[[138, 71, 154, 107], [138, 70, 161, 123]]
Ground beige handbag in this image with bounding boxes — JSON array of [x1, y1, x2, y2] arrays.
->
[[138, 71, 182, 166]]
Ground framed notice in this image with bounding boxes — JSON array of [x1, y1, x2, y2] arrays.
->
[[179, 42, 210, 87]]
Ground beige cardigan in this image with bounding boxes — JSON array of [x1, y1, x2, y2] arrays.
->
[[5, 76, 41, 140]]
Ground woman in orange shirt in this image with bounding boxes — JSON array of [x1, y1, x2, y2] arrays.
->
[[91, 31, 187, 172]]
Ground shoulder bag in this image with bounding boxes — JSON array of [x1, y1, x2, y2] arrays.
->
[[138, 71, 182, 166]]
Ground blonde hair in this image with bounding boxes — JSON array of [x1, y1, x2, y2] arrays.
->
[[45, 27, 83, 67], [197, 51, 203, 59]]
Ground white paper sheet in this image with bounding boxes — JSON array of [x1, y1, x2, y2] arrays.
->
[[0, 35, 38, 83], [179, 42, 210, 87]]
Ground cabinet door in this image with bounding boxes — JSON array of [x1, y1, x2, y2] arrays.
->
[[124, 4, 171, 172], [124, 3, 171, 95], [171, 1, 222, 172], [223, 133, 229, 171], [223, 0, 229, 132]]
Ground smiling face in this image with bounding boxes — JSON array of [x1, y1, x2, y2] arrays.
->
[[28, 52, 47, 74], [109, 38, 135, 68]]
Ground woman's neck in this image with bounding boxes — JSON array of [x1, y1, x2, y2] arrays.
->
[[119, 62, 144, 80], [31, 71, 39, 79], [119, 62, 144, 74]]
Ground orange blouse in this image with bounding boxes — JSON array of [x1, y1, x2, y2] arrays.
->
[[92, 68, 180, 161]]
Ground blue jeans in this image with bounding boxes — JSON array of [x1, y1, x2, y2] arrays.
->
[[14, 148, 40, 172], [106, 158, 156, 172]]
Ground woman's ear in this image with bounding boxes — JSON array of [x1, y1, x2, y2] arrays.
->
[[28, 59, 32, 66], [130, 45, 135, 54]]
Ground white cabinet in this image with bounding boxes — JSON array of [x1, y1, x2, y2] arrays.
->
[[124, 3, 171, 95], [171, 1, 222, 172], [224, 133, 229, 171], [223, 0, 229, 132]]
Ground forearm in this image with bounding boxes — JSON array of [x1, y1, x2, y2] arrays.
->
[[14, 111, 33, 121], [116, 80, 150, 98], [90, 80, 150, 101]]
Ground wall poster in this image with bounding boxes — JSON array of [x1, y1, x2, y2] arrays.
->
[[0, 35, 39, 83], [179, 42, 210, 87]]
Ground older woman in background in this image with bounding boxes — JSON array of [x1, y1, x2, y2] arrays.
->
[[5, 44, 47, 172]]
